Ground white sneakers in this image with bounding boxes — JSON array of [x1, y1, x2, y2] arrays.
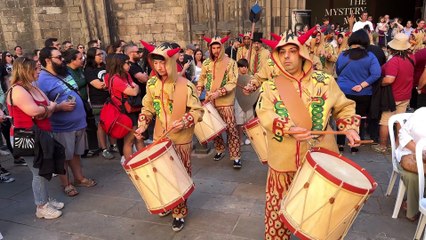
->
[[36, 199, 64, 219], [48, 198, 64, 210]]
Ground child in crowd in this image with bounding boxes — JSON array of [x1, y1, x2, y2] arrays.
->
[[234, 59, 259, 145]]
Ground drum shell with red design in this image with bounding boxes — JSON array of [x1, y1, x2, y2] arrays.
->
[[194, 102, 227, 144], [123, 139, 194, 214], [243, 117, 267, 164], [279, 148, 377, 240]]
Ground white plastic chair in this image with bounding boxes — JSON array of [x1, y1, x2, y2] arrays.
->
[[385, 113, 412, 219], [414, 138, 426, 240]]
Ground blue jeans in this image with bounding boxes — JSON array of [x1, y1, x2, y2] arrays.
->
[[24, 157, 49, 206]]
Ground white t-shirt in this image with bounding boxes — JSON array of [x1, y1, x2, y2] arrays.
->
[[352, 20, 374, 32], [396, 107, 426, 162]]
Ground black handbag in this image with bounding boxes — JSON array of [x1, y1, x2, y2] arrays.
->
[[8, 85, 36, 156], [13, 128, 35, 156]]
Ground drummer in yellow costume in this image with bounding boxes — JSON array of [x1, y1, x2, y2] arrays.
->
[[320, 33, 338, 76], [308, 30, 325, 71], [248, 32, 271, 75], [254, 28, 361, 239], [236, 32, 251, 61], [135, 41, 204, 232], [197, 35, 242, 168]]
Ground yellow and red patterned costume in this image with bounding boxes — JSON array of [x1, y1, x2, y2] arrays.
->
[[197, 36, 241, 161], [236, 32, 251, 61], [139, 41, 204, 219], [248, 46, 270, 75], [255, 28, 360, 239]]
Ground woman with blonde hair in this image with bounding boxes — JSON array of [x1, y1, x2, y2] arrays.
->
[[6, 57, 63, 219]]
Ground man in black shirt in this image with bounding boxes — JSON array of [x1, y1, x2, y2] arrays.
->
[[124, 44, 148, 95], [124, 44, 150, 140], [225, 38, 241, 60]]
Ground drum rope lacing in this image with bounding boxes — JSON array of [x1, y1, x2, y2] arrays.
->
[[128, 144, 189, 213], [196, 103, 226, 144], [340, 188, 371, 238]]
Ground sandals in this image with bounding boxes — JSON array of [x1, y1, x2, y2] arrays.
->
[[402, 201, 408, 211], [372, 145, 388, 153], [63, 178, 96, 196], [64, 184, 79, 197], [74, 178, 97, 188]]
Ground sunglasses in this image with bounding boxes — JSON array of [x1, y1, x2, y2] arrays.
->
[[6, 55, 12, 57], [50, 55, 63, 60]]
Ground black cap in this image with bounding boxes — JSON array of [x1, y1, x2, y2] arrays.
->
[[253, 32, 263, 43]]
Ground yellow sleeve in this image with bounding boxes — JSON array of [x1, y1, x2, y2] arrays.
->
[[139, 78, 156, 127], [328, 76, 361, 133], [236, 47, 243, 61], [253, 58, 274, 88], [256, 81, 295, 142], [328, 47, 338, 63], [218, 60, 238, 96], [197, 60, 209, 91], [182, 82, 204, 128]]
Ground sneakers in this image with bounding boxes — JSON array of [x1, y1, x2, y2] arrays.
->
[[102, 149, 114, 159], [35, 203, 62, 219], [350, 147, 359, 155], [0, 175, 15, 183], [0, 167, 10, 177], [109, 144, 119, 153], [338, 145, 344, 153], [14, 158, 27, 166], [244, 139, 251, 145], [82, 149, 100, 158], [233, 159, 242, 169], [158, 209, 172, 217], [120, 156, 126, 166], [213, 152, 225, 161], [172, 218, 185, 232], [48, 198, 64, 210], [0, 149, 10, 156]]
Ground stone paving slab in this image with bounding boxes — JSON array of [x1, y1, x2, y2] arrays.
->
[[0, 144, 422, 239]]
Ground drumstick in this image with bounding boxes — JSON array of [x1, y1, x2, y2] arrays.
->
[[116, 122, 134, 133], [354, 140, 374, 145], [157, 125, 177, 141], [283, 130, 347, 135], [283, 130, 374, 145]]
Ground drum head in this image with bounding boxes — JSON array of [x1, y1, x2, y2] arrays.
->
[[125, 140, 170, 168], [310, 151, 372, 190]]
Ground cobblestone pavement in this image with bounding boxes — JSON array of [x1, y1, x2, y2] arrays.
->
[[0, 142, 419, 240]]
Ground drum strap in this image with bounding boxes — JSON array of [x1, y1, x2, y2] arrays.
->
[[274, 75, 312, 130], [211, 56, 230, 92], [154, 77, 188, 140]]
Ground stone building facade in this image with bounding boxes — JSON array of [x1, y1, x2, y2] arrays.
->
[[0, 0, 424, 53], [0, 0, 305, 53]]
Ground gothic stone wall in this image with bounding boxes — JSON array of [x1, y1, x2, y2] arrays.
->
[[0, 0, 92, 53], [112, 0, 188, 46], [0, 0, 304, 53], [0, 0, 189, 53]]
